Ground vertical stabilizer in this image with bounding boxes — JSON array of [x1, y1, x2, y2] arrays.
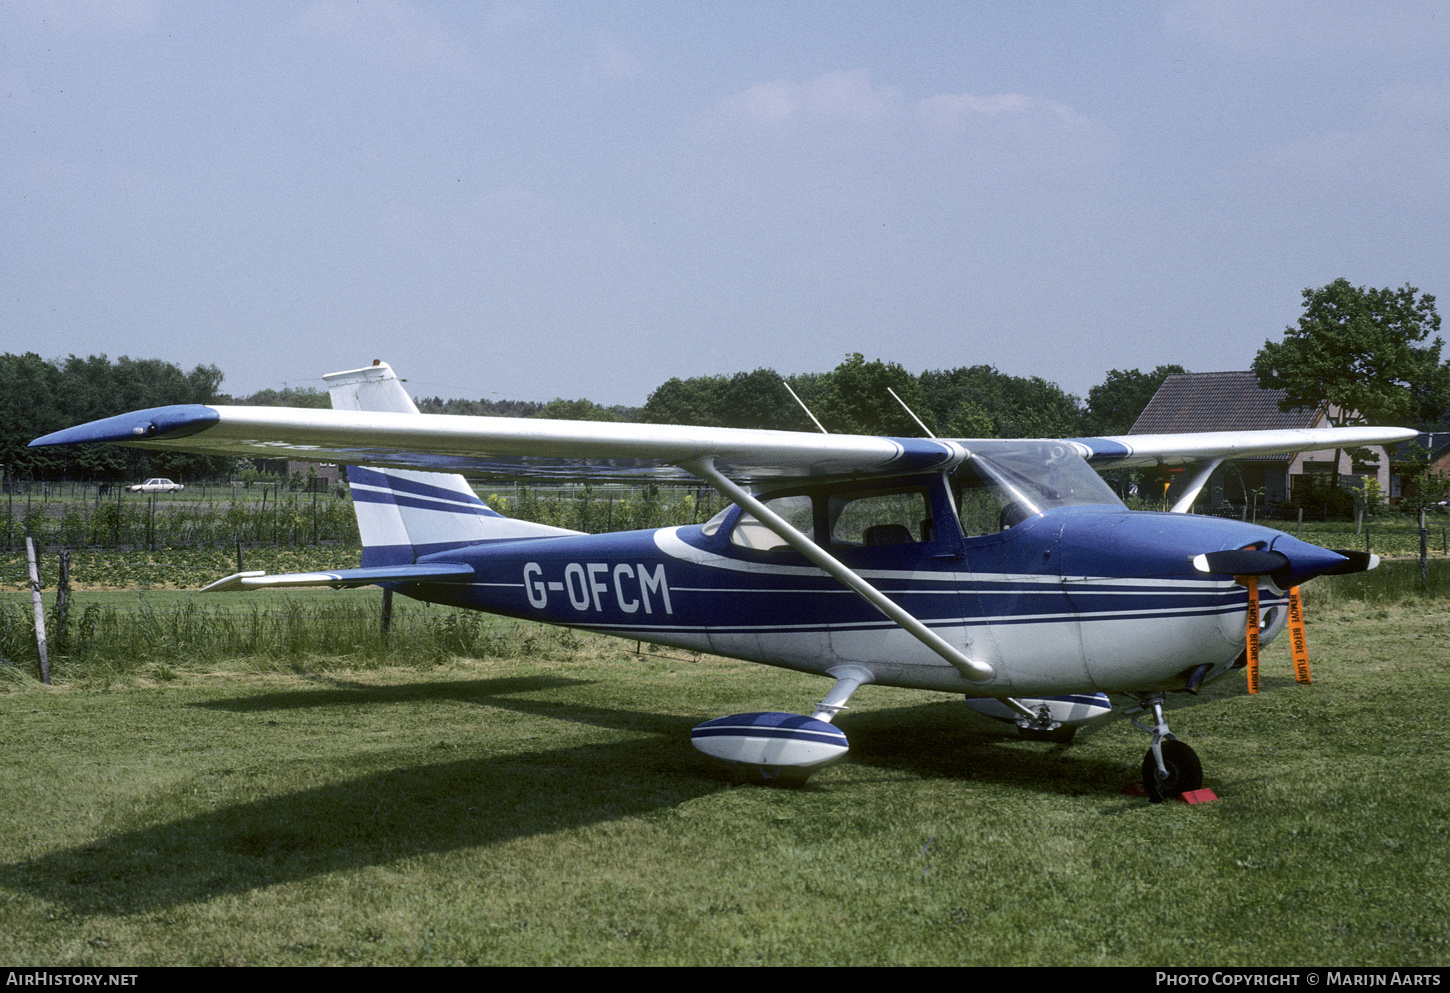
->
[[324, 361, 580, 566], [323, 360, 421, 415]]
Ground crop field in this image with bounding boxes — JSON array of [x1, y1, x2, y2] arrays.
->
[[0, 481, 725, 553], [0, 565, 1447, 966]]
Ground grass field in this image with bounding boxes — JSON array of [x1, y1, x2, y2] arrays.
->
[[1, 588, 1447, 965]]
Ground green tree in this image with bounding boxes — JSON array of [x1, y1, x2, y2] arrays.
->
[[0, 353, 65, 478], [1083, 365, 1187, 436], [534, 398, 624, 422], [416, 396, 544, 418], [642, 375, 730, 426], [3, 353, 231, 481], [1252, 279, 1450, 429], [229, 386, 330, 408], [919, 365, 1082, 438], [719, 368, 815, 431], [815, 353, 926, 436]]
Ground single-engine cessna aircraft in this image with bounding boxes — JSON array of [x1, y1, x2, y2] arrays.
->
[[31, 362, 1417, 800]]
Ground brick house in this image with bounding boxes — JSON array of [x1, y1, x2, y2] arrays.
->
[[1128, 372, 1396, 512], [251, 459, 344, 491], [1393, 432, 1450, 505]]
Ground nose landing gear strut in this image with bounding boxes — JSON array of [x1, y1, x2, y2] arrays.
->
[[1127, 693, 1203, 803]]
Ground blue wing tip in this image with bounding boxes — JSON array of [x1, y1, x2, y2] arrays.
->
[[1067, 437, 1133, 462], [29, 404, 220, 448]]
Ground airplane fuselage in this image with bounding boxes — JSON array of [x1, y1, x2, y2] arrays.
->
[[391, 473, 1321, 700]]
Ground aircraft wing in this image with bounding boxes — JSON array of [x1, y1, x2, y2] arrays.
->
[[28, 402, 967, 485], [31, 402, 1419, 485], [1068, 426, 1418, 468]]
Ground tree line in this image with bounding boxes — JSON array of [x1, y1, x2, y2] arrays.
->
[[0, 349, 1190, 482], [0, 356, 372, 482], [6, 279, 1447, 483]]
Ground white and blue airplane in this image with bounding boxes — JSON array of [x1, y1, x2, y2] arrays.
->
[[30, 361, 1416, 800]]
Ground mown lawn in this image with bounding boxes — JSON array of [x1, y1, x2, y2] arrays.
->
[[0, 594, 1446, 966]]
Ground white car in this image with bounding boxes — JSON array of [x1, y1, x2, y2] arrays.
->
[[126, 478, 185, 493]]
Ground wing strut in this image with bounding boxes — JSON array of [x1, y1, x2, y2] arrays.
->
[[1169, 457, 1223, 514], [687, 457, 994, 683]]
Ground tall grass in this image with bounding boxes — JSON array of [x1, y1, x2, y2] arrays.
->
[[0, 591, 601, 684], [0, 546, 364, 593], [1299, 557, 1450, 609]]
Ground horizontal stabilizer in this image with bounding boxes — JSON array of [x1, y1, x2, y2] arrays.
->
[[200, 563, 475, 593]]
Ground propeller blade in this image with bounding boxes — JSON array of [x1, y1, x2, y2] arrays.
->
[[1190, 549, 1289, 576], [1322, 550, 1380, 575]]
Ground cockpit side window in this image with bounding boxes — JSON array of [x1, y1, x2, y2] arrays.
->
[[954, 462, 1020, 535], [827, 488, 932, 546]]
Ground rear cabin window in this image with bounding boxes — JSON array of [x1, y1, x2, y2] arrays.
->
[[729, 494, 814, 551]]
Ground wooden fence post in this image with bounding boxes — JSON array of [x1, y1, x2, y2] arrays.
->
[[25, 536, 49, 685], [56, 549, 70, 657], [1421, 508, 1430, 593]]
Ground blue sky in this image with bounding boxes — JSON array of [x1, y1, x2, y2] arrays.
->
[[4, 1, 1448, 409]]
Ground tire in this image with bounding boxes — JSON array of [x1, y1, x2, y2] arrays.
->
[[1141, 739, 1203, 803]]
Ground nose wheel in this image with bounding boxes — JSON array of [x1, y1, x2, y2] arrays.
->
[[1141, 738, 1203, 803], [1129, 693, 1204, 803]]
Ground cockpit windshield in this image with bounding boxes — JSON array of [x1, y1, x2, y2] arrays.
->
[[954, 441, 1122, 535]]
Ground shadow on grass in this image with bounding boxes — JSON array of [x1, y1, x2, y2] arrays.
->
[[1, 737, 719, 916], [1, 684, 1178, 914], [839, 700, 1135, 792], [192, 674, 597, 714]]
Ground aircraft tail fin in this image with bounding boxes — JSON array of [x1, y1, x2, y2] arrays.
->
[[324, 361, 579, 566]]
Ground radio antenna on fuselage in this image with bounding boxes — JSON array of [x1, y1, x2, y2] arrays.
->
[[887, 387, 936, 438], [781, 379, 828, 434]]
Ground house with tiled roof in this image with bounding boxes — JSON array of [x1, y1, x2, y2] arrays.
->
[[1393, 432, 1450, 505], [1128, 371, 1395, 512]]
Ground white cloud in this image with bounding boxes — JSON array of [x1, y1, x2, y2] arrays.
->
[[916, 92, 1091, 136], [1265, 84, 1450, 213], [692, 69, 1112, 190], [711, 70, 896, 129]]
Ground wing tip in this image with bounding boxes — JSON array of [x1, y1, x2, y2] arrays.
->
[[30, 404, 220, 449]]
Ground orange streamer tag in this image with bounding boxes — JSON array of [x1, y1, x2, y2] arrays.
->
[[1287, 585, 1312, 684], [1240, 575, 1260, 694]]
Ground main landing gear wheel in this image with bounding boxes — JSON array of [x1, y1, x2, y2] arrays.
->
[[1141, 739, 1203, 804]]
